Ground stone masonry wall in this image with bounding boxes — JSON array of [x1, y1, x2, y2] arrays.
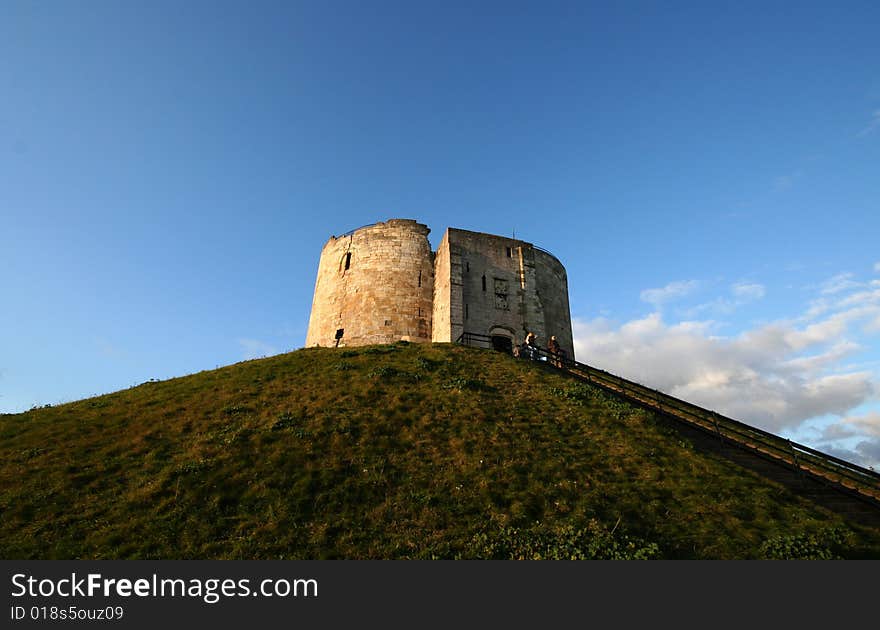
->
[[431, 228, 574, 359], [305, 219, 434, 347], [307, 220, 573, 360]]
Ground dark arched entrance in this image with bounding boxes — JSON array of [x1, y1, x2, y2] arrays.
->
[[491, 335, 513, 354]]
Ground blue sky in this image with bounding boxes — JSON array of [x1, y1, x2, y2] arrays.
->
[[2, 1, 879, 466]]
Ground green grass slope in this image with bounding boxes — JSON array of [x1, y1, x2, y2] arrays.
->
[[2, 342, 878, 559]]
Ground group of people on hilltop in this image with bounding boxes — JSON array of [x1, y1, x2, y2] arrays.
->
[[512, 331, 565, 367]]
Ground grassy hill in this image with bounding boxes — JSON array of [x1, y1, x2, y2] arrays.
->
[[2, 342, 879, 559]]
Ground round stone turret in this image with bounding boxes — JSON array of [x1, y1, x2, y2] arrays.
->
[[305, 219, 434, 347]]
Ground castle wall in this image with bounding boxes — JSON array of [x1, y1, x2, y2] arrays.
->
[[431, 228, 574, 360], [307, 219, 573, 360], [305, 219, 434, 347]]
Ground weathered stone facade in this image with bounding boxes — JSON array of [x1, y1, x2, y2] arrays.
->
[[305, 219, 434, 347], [430, 228, 574, 359], [306, 219, 574, 360]]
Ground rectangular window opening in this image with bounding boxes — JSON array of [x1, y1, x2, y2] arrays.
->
[[418, 270, 421, 287], [465, 304, 469, 319], [506, 247, 512, 257], [481, 275, 486, 291]]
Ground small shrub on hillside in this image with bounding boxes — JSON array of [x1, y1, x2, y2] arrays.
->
[[416, 357, 440, 372], [758, 526, 848, 560], [368, 366, 399, 379], [468, 520, 661, 560], [176, 458, 214, 476], [19, 447, 46, 460], [210, 422, 247, 445], [222, 404, 253, 416], [442, 377, 488, 392], [333, 361, 356, 371], [551, 383, 596, 404], [272, 411, 302, 431], [552, 384, 634, 419]]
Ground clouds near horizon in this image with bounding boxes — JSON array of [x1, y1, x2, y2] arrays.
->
[[573, 270, 880, 468]]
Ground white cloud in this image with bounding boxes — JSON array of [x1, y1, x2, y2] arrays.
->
[[620, 312, 665, 337], [820, 273, 862, 295], [238, 338, 279, 360], [804, 280, 880, 332], [640, 280, 698, 307], [685, 298, 735, 317], [836, 288, 880, 308], [575, 269, 880, 469], [820, 441, 880, 470], [818, 411, 880, 469], [852, 440, 880, 469], [801, 298, 831, 321], [841, 411, 880, 438], [572, 308, 877, 433], [731, 282, 766, 301], [783, 307, 874, 350], [782, 340, 862, 375]]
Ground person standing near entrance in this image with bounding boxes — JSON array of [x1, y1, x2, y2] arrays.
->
[[547, 335, 561, 367], [525, 332, 537, 360]]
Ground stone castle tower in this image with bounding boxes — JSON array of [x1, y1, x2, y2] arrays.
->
[[306, 218, 574, 359]]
